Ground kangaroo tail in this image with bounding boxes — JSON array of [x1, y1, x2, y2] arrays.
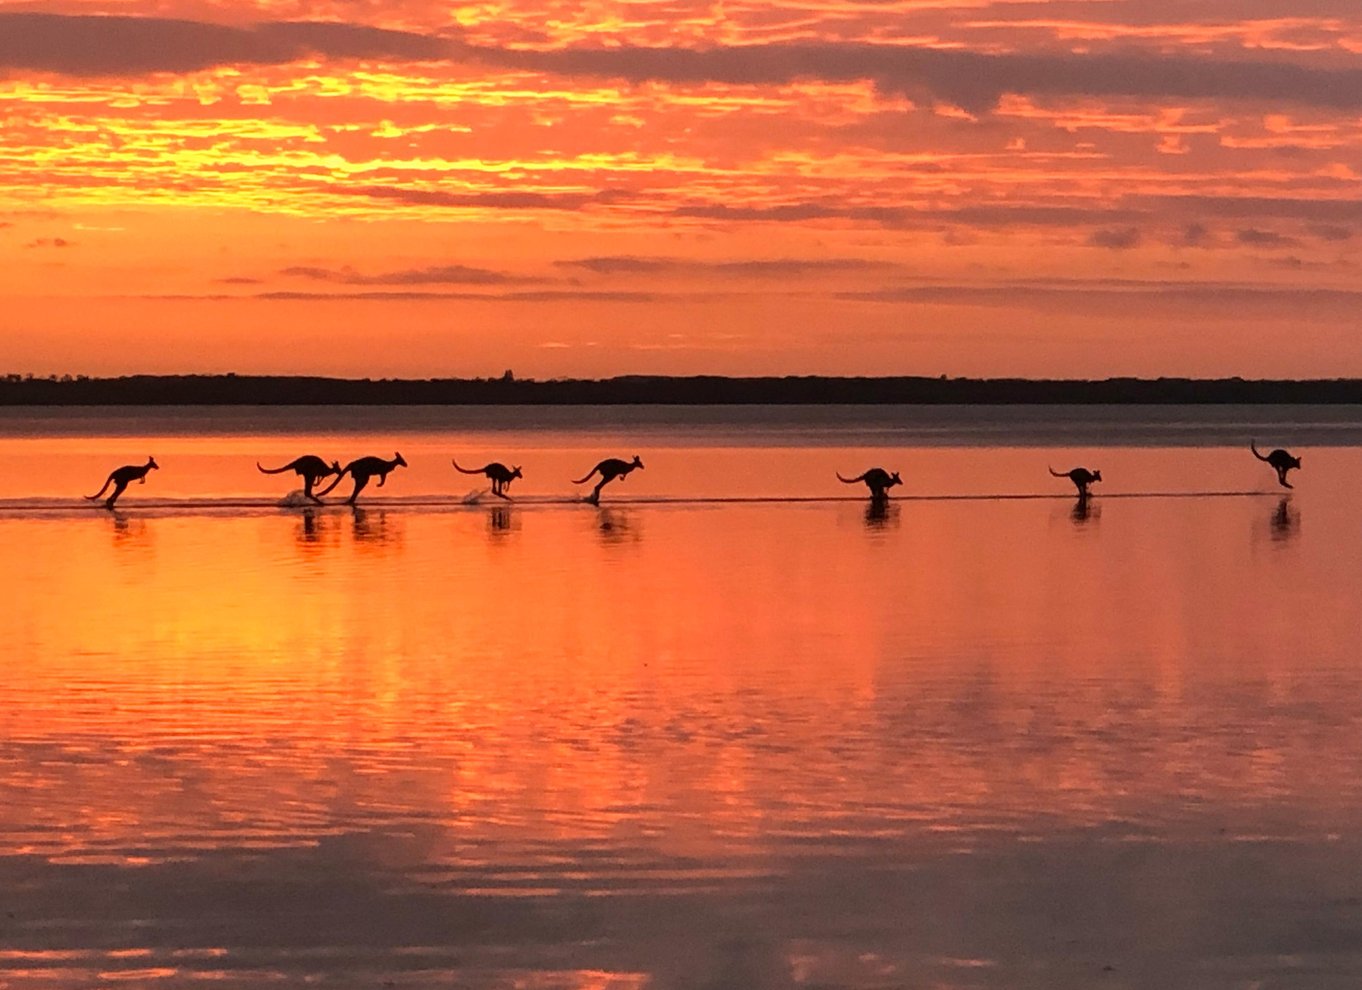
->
[[85, 476, 112, 500], [572, 469, 599, 484], [257, 461, 292, 474], [1048, 466, 1067, 477], [836, 472, 865, 484], [1250, 441, 1270, 462], [451, 459, 480, 475]]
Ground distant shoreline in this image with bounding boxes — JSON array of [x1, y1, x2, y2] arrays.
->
[[3, 374, 1362, 405]]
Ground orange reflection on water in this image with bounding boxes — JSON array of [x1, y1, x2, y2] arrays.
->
[[4, 439, 1362, 986], [3, 460, 1361, 871]]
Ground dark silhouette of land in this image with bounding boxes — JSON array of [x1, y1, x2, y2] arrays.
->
[[7, 374, 1362, 405]]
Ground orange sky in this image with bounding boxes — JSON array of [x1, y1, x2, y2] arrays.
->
[[1, 1, 1360, 378]]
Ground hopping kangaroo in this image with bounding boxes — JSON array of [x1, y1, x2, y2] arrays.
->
[[316, 452, 407, 505], [86, 457, 158, 509], [1050, 466, 1101, 497], [573, 455, 643, 504], [452, 459, 522, 500], [257, 455, 342, 504], [1251, 441, 1301, 489], [837, 467, 902, 499]]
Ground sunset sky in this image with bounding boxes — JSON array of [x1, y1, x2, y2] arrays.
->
[[1, 1, 1360, 378]]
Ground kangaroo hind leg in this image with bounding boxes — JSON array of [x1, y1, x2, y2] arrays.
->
[[105, 480, 129, 509]]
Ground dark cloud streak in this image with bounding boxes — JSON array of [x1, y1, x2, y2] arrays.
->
[[1236, 228, 1297, 247], [3, 13, 1362, 113], [1088, 227, 1142, 249], [347, 186, 615, 211], [838, 281, 1362, 309], [0, 14, 450, 76], [472, 40, 1362, 112], [280, 263, 534, 286], [255, 289, 663, 302], [557, 256, 898, 277]]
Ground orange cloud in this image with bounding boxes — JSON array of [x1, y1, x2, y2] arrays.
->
[[0, 3, 1359, 377]]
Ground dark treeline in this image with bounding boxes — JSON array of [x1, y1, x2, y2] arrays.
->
[[3, 374, 1362, 405]]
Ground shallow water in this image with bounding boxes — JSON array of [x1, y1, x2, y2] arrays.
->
[[3, 407, 1361, 988]]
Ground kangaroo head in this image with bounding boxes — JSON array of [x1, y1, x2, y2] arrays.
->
[[511, 465, 523, 479], [394, 451, 408, 468], [631, 455, 644, 469], [1091, 469, 1102, 482], [330, 460, 342, 474], [147, 456, 159, 470], [889, 471, 902, 487]]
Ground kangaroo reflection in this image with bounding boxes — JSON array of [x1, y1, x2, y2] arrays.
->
[[107, 509, 148, 544], [488, 504, 516, 535], [298, 507, 321, 543], [350, 506, 399, 545], [596, 507, 640, 544], [864, 495, 900, 528], [291, 506, 345, 553], [1071, 494, 1100, 526], [1270, 496, 1299, 541]]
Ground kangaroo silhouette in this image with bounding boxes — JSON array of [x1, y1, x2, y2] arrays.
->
[[86, 457, 158, 509], [837, 468, 902, 499], [1050, 466, 1101, 497], [258, 455, 342, 504], [453, 459, 522, 500], [573, 455, 643, 504], [315, 452, 407, 505], [1252, 441, 1301, 489]]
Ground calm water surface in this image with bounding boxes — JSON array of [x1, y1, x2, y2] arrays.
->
[[2, 406, 1361, 988]]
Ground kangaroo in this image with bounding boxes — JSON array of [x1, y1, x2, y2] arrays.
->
[[257, 455, 342, 504], [573, 455, 643, 504], [1050, 466, 1101, 497], [86, 457, 158, 509], [315, 452, 407, 505], [837, 467, 902, 499], [453, 459, 522, 500], [1251, 441, 1301, 489]]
